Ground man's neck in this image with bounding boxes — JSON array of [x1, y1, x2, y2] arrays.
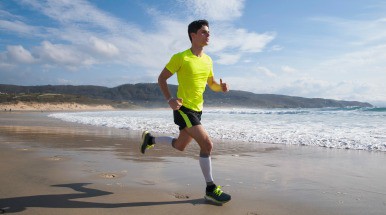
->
[[190, 45, 204, 57]]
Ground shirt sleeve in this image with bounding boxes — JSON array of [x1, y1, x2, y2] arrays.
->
[[165, 53, 182, 74]]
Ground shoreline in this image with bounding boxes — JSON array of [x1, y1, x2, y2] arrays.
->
[[1, 112, 385, 214]]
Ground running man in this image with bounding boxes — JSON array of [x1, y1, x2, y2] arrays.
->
[[141, 20, 231, 204]]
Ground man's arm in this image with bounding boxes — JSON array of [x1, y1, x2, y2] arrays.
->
[[207, 76, 229, 92], [158, 68, 174, 100], [158, 68, 182, 110]]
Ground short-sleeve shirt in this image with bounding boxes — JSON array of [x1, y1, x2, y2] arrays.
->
[[165, 49, 214, 111]]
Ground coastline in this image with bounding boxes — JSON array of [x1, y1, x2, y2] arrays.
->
[[0, 112, 385, 215], [0, 102, 115, 112]]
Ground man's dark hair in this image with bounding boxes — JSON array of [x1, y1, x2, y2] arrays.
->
[[188, 19, 209, 42]]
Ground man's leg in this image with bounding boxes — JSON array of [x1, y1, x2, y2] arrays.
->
[[158, 126, 215, 185], [142, 125, 214, 183], [172, 129, 193, 151], [141, 125, 230, 203], [141, 129, 192, 154], [184, 125, 231, 204], [183, 125, 214, 185], [183, 125, 212, 155]]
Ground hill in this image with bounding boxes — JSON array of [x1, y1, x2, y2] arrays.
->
[[0, 83, 373, 108]]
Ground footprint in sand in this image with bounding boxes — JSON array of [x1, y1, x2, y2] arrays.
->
[[247, 211, 260, 215], [99, 173, 120, 179], [47, 156, 64, 161], [264, 163, 278, 167], [173, 193, 190, 199], [138, 180, 156, 185]]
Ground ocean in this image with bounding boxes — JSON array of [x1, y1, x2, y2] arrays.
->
[[48, 107, 386, 152]]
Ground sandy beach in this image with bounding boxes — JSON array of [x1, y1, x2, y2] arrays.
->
[[0, 112, 385, 215], [0, 102, 114, 112]]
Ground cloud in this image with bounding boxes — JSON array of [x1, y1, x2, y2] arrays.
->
[[270, 77, 384, 104], [19, 0, 133, 33], [281, 78, 335, 98], [226, 76, 265, 93], [17, 0, 185, 67], [216, 53, 241, 65], [6, 45, 35, 63], [2, 0, 274, 70], [262, 14, 386, 103], [0, 55, 15, 70], [224, 58, 384, 104], [269, 45, 283, 52], [209, 28, 275, 53], [310, 16, 386, 46], [35, 41, 95, 67], [238, 31, 276, 53], [181, 0, 276, 60], [322, 44, 386, 71], [255, 66, 277, 78], [0, 0, 277, 87], [208, 26, 275, 65], [89, 37, 119, 57], [0, 8, 23, 20], [184, 0, 244, 21], [0, 20, 42, 36], [281, 66, 297, 74]]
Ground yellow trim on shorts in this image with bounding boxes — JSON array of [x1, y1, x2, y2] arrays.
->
[[178, 110, 192, 128]]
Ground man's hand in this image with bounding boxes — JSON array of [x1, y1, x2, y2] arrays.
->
[[207, 77, 229, 92], [168, 98, 183, 110], [220, 79, 229, 92]]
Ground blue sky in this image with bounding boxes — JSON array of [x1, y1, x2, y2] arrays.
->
[[1, 0, 386, 106]]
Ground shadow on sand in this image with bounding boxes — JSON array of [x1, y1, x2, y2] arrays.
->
[[0, 183, 210, 213]]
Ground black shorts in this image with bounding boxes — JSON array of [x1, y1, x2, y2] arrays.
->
[[173, 106, 202, 130]]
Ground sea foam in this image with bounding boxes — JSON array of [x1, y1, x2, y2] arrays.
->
[[49, 108, 386, 152]]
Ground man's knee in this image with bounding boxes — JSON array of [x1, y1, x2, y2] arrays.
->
[[200, 139, 213, 155]]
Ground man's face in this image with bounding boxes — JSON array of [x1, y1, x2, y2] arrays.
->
[[191, 25, 210, 46]]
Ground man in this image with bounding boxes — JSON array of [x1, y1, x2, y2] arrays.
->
[[141, 20, 231, 204]]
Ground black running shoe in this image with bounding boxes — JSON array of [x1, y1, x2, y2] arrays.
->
[[204, 185, 231, 204], [141, 131, 154, 154]]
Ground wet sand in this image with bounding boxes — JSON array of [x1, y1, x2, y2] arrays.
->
[[0, 112, 385, 215]]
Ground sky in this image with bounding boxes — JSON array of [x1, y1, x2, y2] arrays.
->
[[1, 0, 386, 106]]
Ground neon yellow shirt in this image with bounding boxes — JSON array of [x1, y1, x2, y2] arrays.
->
[[166, 49, 214, 111]]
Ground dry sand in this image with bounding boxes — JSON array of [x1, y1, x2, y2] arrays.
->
[[0, 112, 385, 215], [0, 102, 114, 111]]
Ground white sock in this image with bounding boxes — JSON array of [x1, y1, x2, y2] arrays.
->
[[154, 136, 174, 145], [199, 155, 214, 184]]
